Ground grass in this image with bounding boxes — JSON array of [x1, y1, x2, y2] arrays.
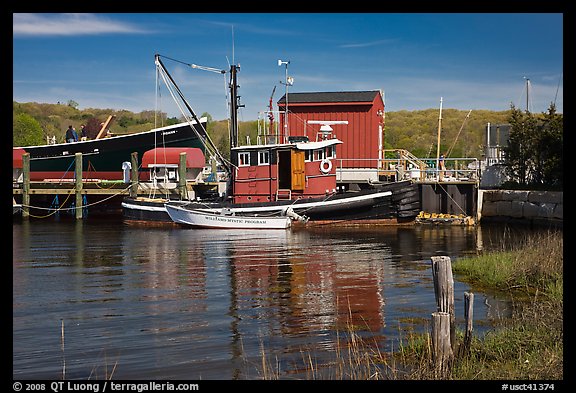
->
[[452, 229, 563, 301], [251, 229, 563, 380]]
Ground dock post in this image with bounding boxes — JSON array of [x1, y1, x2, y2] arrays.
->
[[179, 152, 187, 200], [431, 256, 455, 349], [130, 152, 138, 197], [22, 153, 30, 219], [431, 311, 453, 378], [75, 153, 83, 219]]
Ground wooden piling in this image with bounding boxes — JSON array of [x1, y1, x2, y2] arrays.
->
[[130, 152, 138, 198], [430, 256, 455, 350], [75, 153, 83, 219], [431, 311, 453, 378], [22, 153, 30, 219], [463, 291, 474, 353], [179, 152, 187, 200]]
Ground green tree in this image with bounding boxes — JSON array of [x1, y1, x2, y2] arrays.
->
[[13, 113, 45, 146], [536, 103, 563, 187], [201, 112, 213, 123], [503, 104, 563, 189], [503, 105, 533, 186]]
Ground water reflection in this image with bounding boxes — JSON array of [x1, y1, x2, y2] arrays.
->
[[13, 220, 551, 379]]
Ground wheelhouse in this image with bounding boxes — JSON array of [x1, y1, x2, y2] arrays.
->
[[231, 137, 342, 204]]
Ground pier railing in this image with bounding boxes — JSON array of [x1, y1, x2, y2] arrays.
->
[[333, 156, 480, 184]]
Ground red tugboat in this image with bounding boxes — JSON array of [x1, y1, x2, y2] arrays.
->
[[124, 59, 420, 225]]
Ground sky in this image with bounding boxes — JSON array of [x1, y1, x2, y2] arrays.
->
[[13, 13, 563, 122]]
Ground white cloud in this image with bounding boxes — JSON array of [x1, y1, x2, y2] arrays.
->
[[13, 13, 149, 36], [339, 39, 397, 48]]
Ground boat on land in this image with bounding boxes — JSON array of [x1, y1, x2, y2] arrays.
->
[[123, 56, 421, 225], [165, 205, 294, 229], [12, 117, 207, 182]]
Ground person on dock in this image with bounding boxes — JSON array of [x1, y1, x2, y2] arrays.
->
[[65, 125, 78, 143], [439, 153, 446, 179], [80, 124, 88, 141]]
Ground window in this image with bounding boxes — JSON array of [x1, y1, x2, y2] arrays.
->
[[316, 149, 326, 161], [238, 152, 250, 167], [304, 150, 313, 162], [326, 145, 336, 159], [258, 150, 270, 165], [167, 169, 177, 181]]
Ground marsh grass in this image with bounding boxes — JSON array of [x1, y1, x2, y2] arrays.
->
[[452, 229, 563, 300]]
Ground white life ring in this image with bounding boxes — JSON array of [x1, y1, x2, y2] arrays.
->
[[320, 158, 332, 174]]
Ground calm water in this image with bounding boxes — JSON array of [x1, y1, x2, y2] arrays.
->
[[13, 218, 544, 380]]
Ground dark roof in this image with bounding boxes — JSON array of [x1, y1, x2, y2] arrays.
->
[[277, 90, 380, 105]]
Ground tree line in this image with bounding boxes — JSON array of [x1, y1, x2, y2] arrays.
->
[[12, 100, 508, 157], [13, 100, 562, 190]]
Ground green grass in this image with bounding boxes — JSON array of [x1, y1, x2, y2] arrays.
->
[[452, 230, 563, 301]]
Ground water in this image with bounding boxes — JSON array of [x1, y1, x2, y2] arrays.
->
[[12, 218, 544, 380]]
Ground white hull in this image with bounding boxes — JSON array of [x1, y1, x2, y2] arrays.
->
[[166, 204, 291, 229]]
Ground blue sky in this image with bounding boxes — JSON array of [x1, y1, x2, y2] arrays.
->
[[13, 13, 563, 121]]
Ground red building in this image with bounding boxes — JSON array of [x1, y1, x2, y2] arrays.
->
[[277, 91, 385, 183]]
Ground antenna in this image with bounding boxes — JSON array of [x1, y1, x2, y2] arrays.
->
[[278, 59, 291, 141], [231, 25, 235, 65], [307, 120, 348, 141]]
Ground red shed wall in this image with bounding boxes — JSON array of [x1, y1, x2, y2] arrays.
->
[[280, 96, 384, 169]]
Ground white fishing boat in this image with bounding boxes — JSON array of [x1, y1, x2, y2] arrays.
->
[[165, 204, 294, 229]]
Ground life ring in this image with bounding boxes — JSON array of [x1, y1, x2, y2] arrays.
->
[[320, 158, 332, 174]]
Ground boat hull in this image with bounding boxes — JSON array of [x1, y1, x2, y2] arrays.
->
[[166, 205, 291, 229], [122, 180, 421, 224], [14, 121, 206, 181]]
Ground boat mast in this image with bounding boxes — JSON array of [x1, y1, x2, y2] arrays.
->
[[229, 64, 241, 150], [227, 63, 243, 200], [436, 97, 443, 178]]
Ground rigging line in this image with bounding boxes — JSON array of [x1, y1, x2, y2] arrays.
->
[[158, 54, 226, 74], [155, 62, 159, 129], [516, 79, 526, 110], [26, 193, 73, 219], [446, 110, 472, 158], [553, 73, 562, 105], [156, 60, 233, 170], [436, 182, 467, 216], [527, 79, 534, 113], [21, 184, 133, 213]]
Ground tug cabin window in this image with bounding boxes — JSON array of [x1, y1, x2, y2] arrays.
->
[[238, 152, 250, 167]]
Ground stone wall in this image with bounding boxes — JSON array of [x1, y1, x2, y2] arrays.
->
[[478, 190, 563, 227]]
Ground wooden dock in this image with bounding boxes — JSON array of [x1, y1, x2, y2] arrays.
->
[[13, 152, 221, 219]]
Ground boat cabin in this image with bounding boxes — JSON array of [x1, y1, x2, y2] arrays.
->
[[231, 135, 342, 204], [141, 147, 205, 183]]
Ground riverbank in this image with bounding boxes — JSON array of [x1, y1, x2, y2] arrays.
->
[[397, 228, 563, 380], [254, 228, 563, 380]]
